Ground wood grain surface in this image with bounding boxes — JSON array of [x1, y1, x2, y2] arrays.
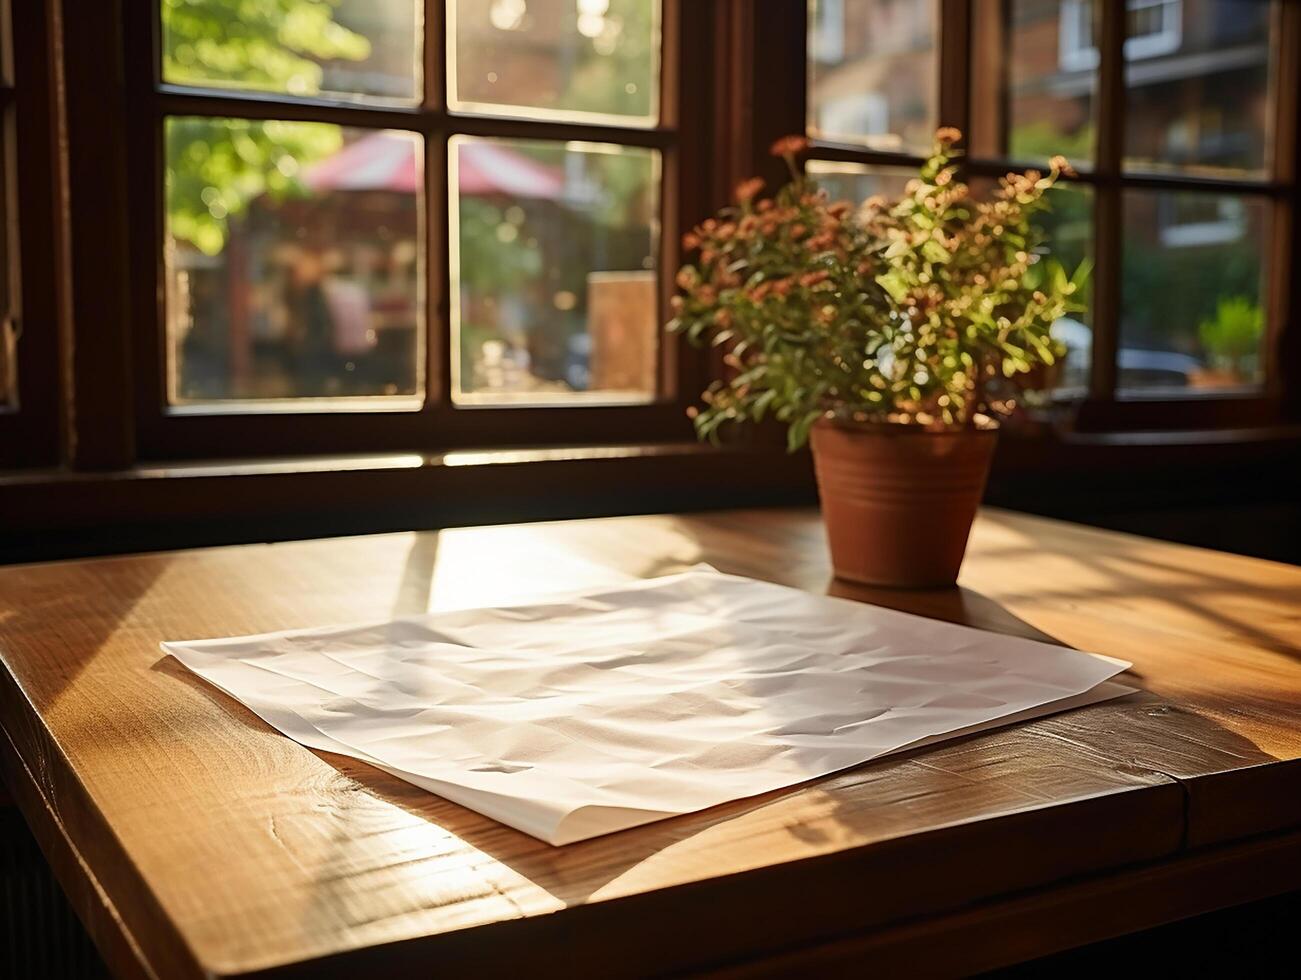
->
[[1, 508, 1298, 978]]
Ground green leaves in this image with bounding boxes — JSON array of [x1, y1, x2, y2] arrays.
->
[[875, 271, 909, 304], [669, 134, 1079, 447], [920, 239, 951, 265], [162, 1, 370, 254], [786, 410, 822, 452]]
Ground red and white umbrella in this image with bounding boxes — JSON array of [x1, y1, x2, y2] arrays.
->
[[305, 131, 566, 199]]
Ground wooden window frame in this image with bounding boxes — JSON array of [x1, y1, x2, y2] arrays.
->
[[798, 0, 1301, 433], [69, 0, 713, 464], [0, 0, 65, 469], [4, 0, 1301, 482]]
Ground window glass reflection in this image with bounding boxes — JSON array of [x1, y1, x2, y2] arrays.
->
[[161, 0, 420, 104], [808, 0, 938, 153], [165, 119, 423, 403], [451, 136, 658, 403], [1123, 0, 1274, 175], [450, 0, 659, 124], [1121, 190, 1268, 390]]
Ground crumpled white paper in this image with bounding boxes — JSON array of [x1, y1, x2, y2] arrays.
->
[[163, 567, 1132, 845]]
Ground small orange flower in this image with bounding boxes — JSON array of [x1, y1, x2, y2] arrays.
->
[[734, 177, 765, 203], [935, 127, 962, 145], [682, 232, 700, 250], [769, 134, 810, 157], [1049, 154, 1076, 177]]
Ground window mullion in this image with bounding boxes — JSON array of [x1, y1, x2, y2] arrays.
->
[[937, 0, 971, 142], [424, 0, 444, 112], [1089, 0, 1126, 402], [1265, 0, 1299, 401]]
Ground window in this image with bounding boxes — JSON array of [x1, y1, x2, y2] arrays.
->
[[1061, 0, 1182, 71], [3, 0, 1299, 481], [807, 0, 939, 154], [127, 0, 695, 458], [803, 0, 1295, 410]]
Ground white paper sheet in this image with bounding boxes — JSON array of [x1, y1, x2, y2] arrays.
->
[[163, 567, 1133, 845]]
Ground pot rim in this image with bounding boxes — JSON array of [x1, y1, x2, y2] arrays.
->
[[813, 415, 1000, 439]]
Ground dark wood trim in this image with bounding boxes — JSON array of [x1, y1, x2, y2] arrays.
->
[[804, 142, 928, 170], [61, 0, 134, 469], [965, 156, 1287, 196], [4, 423, 1298, 561], [0, 443, 818, 561], [155, 87, 680, 148], [1068, 393, 1285, 433], [1269, 0, 1299, 411], [424, 0, 448, 417], [137, 402, 696, 461], [967, 0, 1007, 160], [1087, 0, 1125, 401], [0, 0, 67, 468], [937, 0, 971, 143], [749, 0, 807, 192], [711, 829, 1301, 978]]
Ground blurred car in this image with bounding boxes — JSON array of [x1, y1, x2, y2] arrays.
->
[[1052, 317, 1203, 390]]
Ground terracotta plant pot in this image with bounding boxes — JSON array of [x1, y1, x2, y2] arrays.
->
[[809, 419, 998, 589]]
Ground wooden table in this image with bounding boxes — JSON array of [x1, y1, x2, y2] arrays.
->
[[1, 508, 1298, 978]]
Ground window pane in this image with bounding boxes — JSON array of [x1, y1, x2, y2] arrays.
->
[[451, 136, 658, 404], [1006, 0, 1097, 166], [804, 160, 914, 205], [1124, 0, 1274, 175], [1121, 190, 1268, 390], [807, 0, 937, 153], [161, 0, 420, 104], [165, 118, 423, 403], [449, 0, 659, 124]]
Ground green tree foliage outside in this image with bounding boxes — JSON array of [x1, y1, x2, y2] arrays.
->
[[1199, 296, 1264, 376], [162, 0, 371, 254]]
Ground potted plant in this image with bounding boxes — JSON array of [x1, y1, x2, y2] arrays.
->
[[668, 129, 1087, 587], [1194, 295, 1263, 387]]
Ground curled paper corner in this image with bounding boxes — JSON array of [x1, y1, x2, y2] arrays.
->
[[550, 804, 682, 846]]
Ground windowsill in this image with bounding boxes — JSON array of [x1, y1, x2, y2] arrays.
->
[[4, 423, 1300, 488], [0, 441, 726, 486], [2, 426, 1298, 562]]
